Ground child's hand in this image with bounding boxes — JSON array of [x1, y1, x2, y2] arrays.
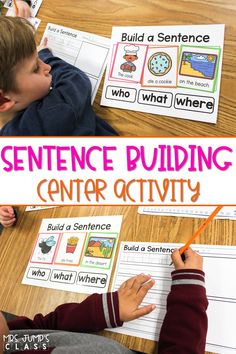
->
[[14, 1, 31, 18], [171, 247, 203, 271], [37, 37, 50, 52], [118, 274, 156, 322], [0, 206, 16, 228]]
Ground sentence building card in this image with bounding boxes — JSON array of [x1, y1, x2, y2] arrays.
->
[[101, 25, 225, 123], [22, 215, 122, 294]]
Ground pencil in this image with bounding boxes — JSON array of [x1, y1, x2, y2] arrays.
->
[[170, 205, 223, 266], [13, 0, 19, 16]]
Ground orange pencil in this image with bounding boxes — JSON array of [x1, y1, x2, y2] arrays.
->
[[170, 205, 223, 265], [13, 0, 19, 16]]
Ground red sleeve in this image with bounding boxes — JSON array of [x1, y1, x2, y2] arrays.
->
[[8, 292, 123, 333], [158, 269, 208, 354]]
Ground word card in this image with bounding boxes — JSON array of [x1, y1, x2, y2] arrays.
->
[[42, 23, 110, 103], [101, 25, 225, 123], [22, 215, 122, 294], [109, 242, 236, 354]]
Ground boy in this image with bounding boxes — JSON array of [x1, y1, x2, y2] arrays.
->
[[1, 248, 208, 353], [0, 17, 118, 136]]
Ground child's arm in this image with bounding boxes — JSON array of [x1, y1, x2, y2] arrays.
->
[[158, 248, 208, 354], [38, 45, 92, 120], [14, 1, 31, 18], [8, 274, 155, 332], [0, 206, 16, 228]]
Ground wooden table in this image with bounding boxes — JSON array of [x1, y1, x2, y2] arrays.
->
[[0, 206, 235, 353], [31, 0, 236, 136]]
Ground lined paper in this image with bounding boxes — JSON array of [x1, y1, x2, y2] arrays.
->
[[109, 242, 236, 354]]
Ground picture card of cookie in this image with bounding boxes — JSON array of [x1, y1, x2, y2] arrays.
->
[[141, 46, 179, 87], [22, 215, 123, 294], [178, 46, 221, 93], [109, 43, 148, 83], [101, 24, 225, 124]]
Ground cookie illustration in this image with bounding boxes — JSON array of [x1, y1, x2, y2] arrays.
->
[[148, 52, 172, 76]]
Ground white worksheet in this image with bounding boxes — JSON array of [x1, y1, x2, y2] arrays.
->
[[22, 216, 122, 294], [101, 25, 225, 123], [25, 206, 59, 212], [138, 206, 236, 220], [110, 242, 236, 354], [42, 23, 110, 103]]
